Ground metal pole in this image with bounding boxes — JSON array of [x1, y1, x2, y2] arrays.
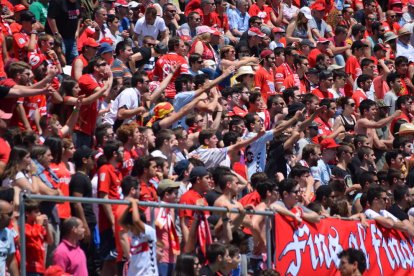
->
[[19, 192, 26, 276], [150, 206, 155, 228], [265, 216, 272, 269], [22, 194, 275, 216]]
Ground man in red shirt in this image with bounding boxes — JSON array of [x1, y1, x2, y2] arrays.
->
[[314, 99, 345, 139], [73, 57, 113, 148], [131, 156, 158, 205], [352, 74, 373, 108], [153, 37, 189, 100], [283, 55, 310, 94], [312, 70, 335, 100], [254, 49, 276, 103], [308, 38, 332, 68], [275, 46, 297, 92], [344, 40, 368, 96], [71, 37, 100, 81], [12, 11, 39, 61], [116, 122, 140, 177], [97, 141, 124, 276], [179, 166, 211, 252], [383, 10, 401, 34]]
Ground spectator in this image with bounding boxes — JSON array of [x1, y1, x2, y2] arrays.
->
[[52, 217, 88, 275], [338, 248, 367, 276]]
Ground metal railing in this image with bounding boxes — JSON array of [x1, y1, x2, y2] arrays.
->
[[19, 193, 275, 275]]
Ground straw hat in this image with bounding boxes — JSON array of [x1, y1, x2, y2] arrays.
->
[[396, 123, 414, 135], [235, 66, 255, 79]]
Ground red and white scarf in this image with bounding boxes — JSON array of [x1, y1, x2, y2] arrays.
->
[[155, 205, 180, 256]]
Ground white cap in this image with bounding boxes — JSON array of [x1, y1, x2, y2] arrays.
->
[[299, 7, 312, 20]]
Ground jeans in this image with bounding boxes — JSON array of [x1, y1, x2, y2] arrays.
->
[[62, 37, 79, 65], [73, 131, 93, 148], [158, 263, 175, 276]]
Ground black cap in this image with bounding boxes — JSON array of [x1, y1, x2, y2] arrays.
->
[[154, 42, 168, 54], [306, 68, 319, 75], [189, 166, 209, 181], [174, 160, 190, 181], [299, 39, 315, 48], [73, 146, 97, 165], [20, 11, 36, 23]]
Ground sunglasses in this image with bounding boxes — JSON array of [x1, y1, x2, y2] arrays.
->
[[347, 103, 355, 107], [196, 60, 203, 64], [97, 62, 107, 67]]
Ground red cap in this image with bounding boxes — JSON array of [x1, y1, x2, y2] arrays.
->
[[316, 37, 330, 44], [260, 49, 273, 58], [211, 28, 221, 36], [320, 138, 339, 151], [0, 109, 12, 120], [272, 27, 285, 33], [389, 0, 402, 5], [14, 4, 27, 12], [409, 0, 414, 6], [84, 37, 100, 48], [28, 53, 47, 70], [392, 7, 403, 13], [248, 27, 266, 37], [180, 35, 192, 42], [311, 2, 326, 11], [100, 37, 114, 45], [115, 0, 129, 7]]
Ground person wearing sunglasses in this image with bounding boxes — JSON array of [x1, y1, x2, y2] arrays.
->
[[334, 97, 357, 134]]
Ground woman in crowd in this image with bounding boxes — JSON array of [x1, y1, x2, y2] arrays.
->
[[286, 7, 314, 44], [333, 96, 357, 134]]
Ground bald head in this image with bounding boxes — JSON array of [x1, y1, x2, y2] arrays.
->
[[0, 200, 13, 229]]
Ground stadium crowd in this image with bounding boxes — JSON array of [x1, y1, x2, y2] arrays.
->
[[0, 0, 414, 274]]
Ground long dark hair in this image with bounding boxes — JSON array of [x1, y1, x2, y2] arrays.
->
[[3, 146, 30, 179], [44, 136, 63, 164], [174, 254, 197, 276]]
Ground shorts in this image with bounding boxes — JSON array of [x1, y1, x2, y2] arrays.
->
[[99, 228, 118, 261]]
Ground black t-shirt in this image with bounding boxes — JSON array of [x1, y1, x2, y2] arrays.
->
[[0, 86, 10, 98], [388, 203, 409, 221], [205, 189, 222, 207], [134, 47, 152, 69], [46, 0, 81, 38], [69, 172, 97, 225], [265, 140, 287, 179], [332, 166, 353, 188]]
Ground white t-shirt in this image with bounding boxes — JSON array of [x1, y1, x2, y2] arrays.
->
[[244, 130, 274, 180], [128, 224, 158, 276], [172, 91, 196, 129], [0, 228, 15, 276], [134, 16, 167, 46], [189, 147, 229, 169], [103, 87, 140, 125], [364, 208, 400, 222], [2, 171, 31, 188]]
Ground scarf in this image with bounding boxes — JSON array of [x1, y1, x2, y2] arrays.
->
[[155, 204, 180, 256], [196, 212, 212, 258]]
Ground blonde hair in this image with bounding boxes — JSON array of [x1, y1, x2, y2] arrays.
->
[[220, 45, 235, 59], [197, 32, 211, 42]]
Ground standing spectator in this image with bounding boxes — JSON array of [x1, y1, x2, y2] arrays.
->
[[12, 11, 39, 61], [133, 6, 167, 47], [52, 217, 88, 275], [46, 0, 81, 64], [131, 156, 158, 204], [69, 146, 98, 276], [153, 37, 189, 100], [71, 38, 100, 81], [199, 243, 231, 275], [29, 0, 49, 26], [97, 141, 124, 276], [111, 41, 133, 79], [119, 198, 158, 276], [24, 199, 53, 275], [254, 49, 276, 102], [0, 200, 19, 276], [73, 57, 112, 148]]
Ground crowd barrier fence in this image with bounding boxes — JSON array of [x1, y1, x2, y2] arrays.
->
[[18, 193, 275, 275]]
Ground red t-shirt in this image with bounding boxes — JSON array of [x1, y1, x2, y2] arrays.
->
[[312, 88, 334, 100], [73, 74, 101, 136], [139, 180, 158, 209], [391, 112, 411, 134], [114, 204, 128, 262], [98, 164, 122, 231], [49, 162, 72, 219], [314, 116, 333, 137], [352, 89, 367, 109], [71, 54, 89, 78], [254, 65, 276, 102], [178, 189, 209, 229], [210, 12, 229, 31], [121, 148, 138, 177], [283, 74, 308, 94], [26, 223, 46, 273], [0, 137, 11, 164], [308, 48, 322, 68], [372, 75, 390, 100], [153, 53, 189, 99], [345, 55, 362, 96], [239, 190, 261, 207], [275, 63, 294, 86], [248, 4, 273, 24]]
